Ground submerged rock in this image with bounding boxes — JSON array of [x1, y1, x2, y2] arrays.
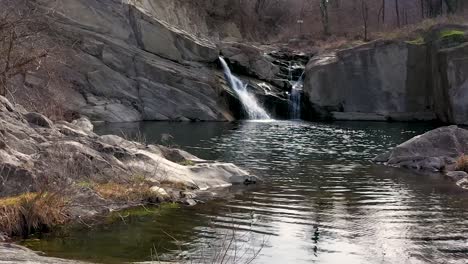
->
[[446, 171, 468, 182], [0, 243, 86, 263]]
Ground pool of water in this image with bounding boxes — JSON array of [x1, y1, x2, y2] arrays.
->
[[24, 121, 468, 264]]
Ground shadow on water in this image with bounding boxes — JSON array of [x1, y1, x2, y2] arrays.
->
[[23, 121, 468, 264]]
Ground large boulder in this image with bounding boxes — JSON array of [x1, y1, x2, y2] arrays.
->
[[374, 126, 468, 172]]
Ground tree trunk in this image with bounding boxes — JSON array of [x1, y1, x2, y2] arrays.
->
[[319, 0, 330, 36], [361, 0, 369, 41], [395, 0, 400, 28], [421, 0, 425, 18]]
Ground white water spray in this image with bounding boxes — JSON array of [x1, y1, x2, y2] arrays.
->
[[219, 57, 271, 120], [290, 74, 303, 120]]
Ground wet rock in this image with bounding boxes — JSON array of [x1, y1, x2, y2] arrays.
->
[[373, 151, 391, 163], [457, 178, 468, 189], [446, 171, 468, 182], [182, 198, 197, 206], [220, 42, 280, 81], [182, 191, 197, 199], [0, 243, 85, 263]]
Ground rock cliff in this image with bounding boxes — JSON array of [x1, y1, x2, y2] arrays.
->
[[304, 25, 468, 124]]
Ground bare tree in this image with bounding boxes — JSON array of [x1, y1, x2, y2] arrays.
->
[[319, 0, 330, 36], [378, 0, 386, 24], [395, 0, 401, 27], [0, 0, 50, 97], [361, 0, 369, 41]]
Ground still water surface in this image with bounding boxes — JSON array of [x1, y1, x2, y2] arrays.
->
[[25, 121, 468, 264]]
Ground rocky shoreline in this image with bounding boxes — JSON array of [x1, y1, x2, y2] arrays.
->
[[0, 95, 257, 246]]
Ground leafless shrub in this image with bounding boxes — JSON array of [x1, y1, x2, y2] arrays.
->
[[0, 0, 73, 121]]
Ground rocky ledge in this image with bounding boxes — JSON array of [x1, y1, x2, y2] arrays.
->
[[0, 95, 257, 237], [374, 125, 468, 189]]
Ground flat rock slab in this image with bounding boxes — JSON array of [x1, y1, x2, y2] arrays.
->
[[0, 243, 85, 264]]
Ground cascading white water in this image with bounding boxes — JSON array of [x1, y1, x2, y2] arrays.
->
[[290, 74, 303, 120], [219, 57, 271, 120]]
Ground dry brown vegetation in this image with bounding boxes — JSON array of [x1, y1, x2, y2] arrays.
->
[[0, 192, 68, 237], [92, 181, 161, 204], [455, 155, 468, 172]]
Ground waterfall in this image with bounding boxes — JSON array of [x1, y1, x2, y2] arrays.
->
[[219, 57, 271, 120], [290, 76, 303, 120]]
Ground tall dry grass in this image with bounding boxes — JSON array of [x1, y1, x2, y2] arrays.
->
[[0, 192, 68, 237]]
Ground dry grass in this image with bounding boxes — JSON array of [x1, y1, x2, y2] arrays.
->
[[159, 180, 190, 190], [311, 15, 468, 53], [455, 155, 468, 173], [88, 175, 170, 204], [0, 192, 68, 237], [93, 182, 155, 203], [376, 15, 468, 41]]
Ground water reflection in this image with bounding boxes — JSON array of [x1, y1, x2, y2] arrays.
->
[[26, 121, 468, 264]]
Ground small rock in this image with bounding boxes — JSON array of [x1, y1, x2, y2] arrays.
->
[[150, 186, 169, 198], [0, 232, 7, 242], [373, 151, 391, 163], [24, 72, 47, 88], [0, 96, 14, 112], [182, 191, 197, 199], [446, 171, 468, 182], [457, 178, 468, 189], [230, 175, 258, 184], [56, 124, 88, 137], [72, 117, 94, 133], [24, 112, 53, 128], [182, 198, 197, 206]]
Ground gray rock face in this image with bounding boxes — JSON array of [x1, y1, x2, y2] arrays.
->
[[304, 40, 433, 121], [436, 43, 468, 125], [22, 0, 234, 122], [374, 126, 468, 173], [220, 42, 280, 81], [304, 26, 468, 124]]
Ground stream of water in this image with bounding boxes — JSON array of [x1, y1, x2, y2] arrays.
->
[[219, 57, 271, 120], [289, 75, 303, 120], [23, 121, 468, 264]]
